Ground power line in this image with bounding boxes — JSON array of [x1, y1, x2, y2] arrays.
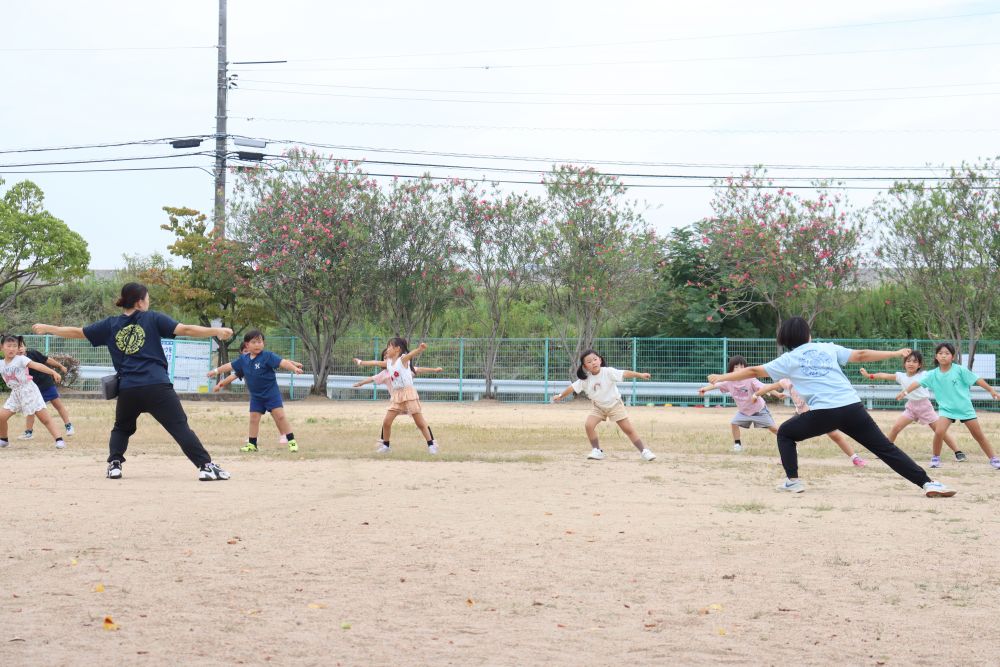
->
[[232, 40, 1000, 73], [233, 115, 1000, 135], [241, 9, 1000, 63], [247, 137, 953, 172], [236, 78, 1000, 98], [0, 152, 213, 169], [0, 45, 214, 53], [0, 136, 213, 155], [237, 85, 1000, 107]]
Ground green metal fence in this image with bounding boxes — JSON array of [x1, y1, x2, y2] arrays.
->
[[15, 335, 1000, 412]]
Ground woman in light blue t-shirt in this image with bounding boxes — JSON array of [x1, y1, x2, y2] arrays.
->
[[707, 317, 955, 498]]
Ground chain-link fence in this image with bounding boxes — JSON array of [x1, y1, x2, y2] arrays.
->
[[15, 335, 1000, 412]]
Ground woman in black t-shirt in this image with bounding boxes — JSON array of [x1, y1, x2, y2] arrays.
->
[[34, 282, 234, 482]]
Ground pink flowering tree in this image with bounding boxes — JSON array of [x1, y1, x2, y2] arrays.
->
[[696, 168, 863, 331], [229, 150, 379, 394], [366, 176, 462, 340], [444, 180, 547, 397], [540, 165, 663, 374], [873, 159, 1000, 368]]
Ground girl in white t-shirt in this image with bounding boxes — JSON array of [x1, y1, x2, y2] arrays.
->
[[552, 349, 656, 461], [0, 334, 66, 449], [353, 348, 442, 451], [353, 337, 439, 455], [858, 350, 964, 463]]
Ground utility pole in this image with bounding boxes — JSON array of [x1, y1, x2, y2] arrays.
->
[[214, 0, 228, 238]]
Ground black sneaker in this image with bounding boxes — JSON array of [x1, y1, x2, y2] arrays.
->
[[955, 451, 968, 462], [199, 462, 230, 481], [107, 460, 123, 480]]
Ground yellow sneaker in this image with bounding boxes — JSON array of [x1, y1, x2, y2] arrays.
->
[[287, 439, 298, 453], [240, 442, 258, 452]]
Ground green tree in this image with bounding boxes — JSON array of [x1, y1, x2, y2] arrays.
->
[[874, 159, 1000, 367], [540, 165, 663, 375], [151, 206, 275, 365], [0, 179, 90, 315], [623, 226, 770, 338], [445, 181, 547, 396], [367, 177, 460, 340], [230, 150, 378, 394]]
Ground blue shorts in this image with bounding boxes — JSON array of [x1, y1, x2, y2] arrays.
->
[[249, 391, 284, 414], [39, 385, 60, 403]]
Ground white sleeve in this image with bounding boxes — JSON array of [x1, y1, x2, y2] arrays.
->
[[571, 379, 585, 394], [608, 367, 625, 383]]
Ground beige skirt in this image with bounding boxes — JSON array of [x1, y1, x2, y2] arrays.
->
[[388, 386, 422, 415]]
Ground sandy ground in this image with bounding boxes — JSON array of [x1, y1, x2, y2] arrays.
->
[[2, 398, 1000, 666]]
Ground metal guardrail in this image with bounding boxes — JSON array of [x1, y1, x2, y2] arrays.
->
[[73, 365, 995, 407]]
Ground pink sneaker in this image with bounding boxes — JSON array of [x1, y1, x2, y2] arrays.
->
[[279, 435, 288, 444], [852, 455, 867, 467]]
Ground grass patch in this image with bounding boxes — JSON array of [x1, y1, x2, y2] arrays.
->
[[720, 502, 768, 514]]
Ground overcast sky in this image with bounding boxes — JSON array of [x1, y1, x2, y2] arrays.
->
[[4, 0, 1000, 268]]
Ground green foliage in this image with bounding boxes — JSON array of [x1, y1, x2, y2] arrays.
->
[[230, 150, 379, 393], [540, 165, 664, 370], [0, 179, 90, 315], [873, 159, 1000, 366], [368, 177, 461, 339], [622, 226, 772, 338]]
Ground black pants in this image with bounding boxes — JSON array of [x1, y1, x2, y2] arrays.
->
[[776, 402, 930, 488], [108, 383, 211, 467]]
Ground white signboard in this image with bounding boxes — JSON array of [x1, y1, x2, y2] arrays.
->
[[161, 339, 212, 393], [971, 353, 996, 380]]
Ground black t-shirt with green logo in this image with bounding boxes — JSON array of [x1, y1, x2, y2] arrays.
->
[[83, 310, 179, 389]]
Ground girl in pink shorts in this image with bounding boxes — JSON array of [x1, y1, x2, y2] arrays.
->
[[860, 350, 964, 462], [353, 351, 442, 451]]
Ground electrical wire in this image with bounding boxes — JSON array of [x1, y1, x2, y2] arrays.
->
[[0, 136, 213, 155]]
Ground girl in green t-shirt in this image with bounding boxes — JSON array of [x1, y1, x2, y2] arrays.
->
[[899, 343, 1000, 470]]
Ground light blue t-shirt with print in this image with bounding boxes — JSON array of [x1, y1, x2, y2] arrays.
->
[[763, 342, 860, 410]]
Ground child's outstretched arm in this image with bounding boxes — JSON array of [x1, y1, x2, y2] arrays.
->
[[353, 358, 388, 368], [707, 365, 768, 384], [278, 359, 303, 374], [896, 380, 922, 400], [413, 366, 444, 374], [352, 376, 376, 388], [26, 360, 60, 384], [859, 367, 897, 381], [401, 342, 428, 365], [622, 370, 651, 380], [753, 381, 782, 399], [848, 347, 910, 364], [213, 373, 240, 392], [207, 362, 234, 378], [697, 383, 720, 396], [551, 386, 575, 403], [45, 357, 68, 373], [975, 378, 1000, 400]]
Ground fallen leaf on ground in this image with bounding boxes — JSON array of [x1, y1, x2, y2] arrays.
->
[[93, 583, 105, 593], [307, 603, 327, 609], [465, 598, 474, 607], [103, 616, 119, 631]]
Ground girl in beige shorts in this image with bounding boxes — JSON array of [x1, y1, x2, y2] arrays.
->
[[354, 337, 439, 455], [552, 349, 656, 462]]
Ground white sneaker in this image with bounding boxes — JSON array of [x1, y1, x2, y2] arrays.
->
[[929, 456, 941, 468], [923, 481, 956, 497], [733, 443, 743, 452], [587, 448, 606, 460], [65, 424, 75, 437], [106, 460, 123, 479], [55, 439, 66, 449], [428, 441, 439, 455], [199, 462, 230, 481], [776, 479, 805, 493], [17, 431, 33, 441], [640, 448, 656, 461], [376, 442, 390, 454]]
